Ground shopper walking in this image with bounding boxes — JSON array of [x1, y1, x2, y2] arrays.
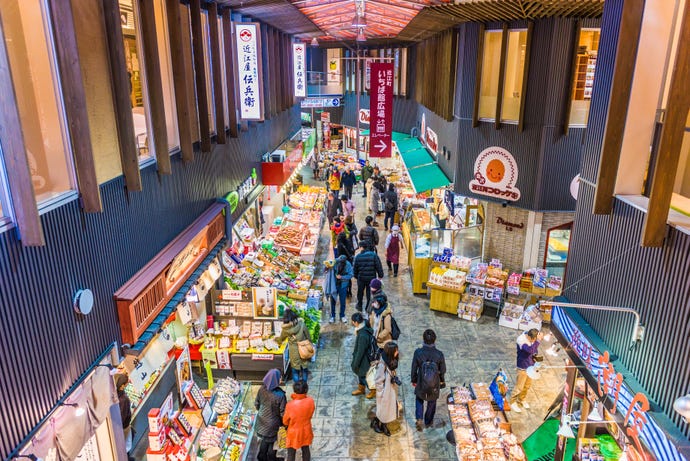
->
[[115, 374, 133, 456], [283, 380, 315, 461], [369, 182, 381, 225], [382, 183, 399, 231], [361, 160, 374, 198], [353, 241, 384, 313], [372, 341, 400, 437], [345, 216, 359, 253], [509, 329, 542, 412], [359, 216, 379, 252], [324, 192, 342, 226], [309, 155, 318, 181], [329, 168, 341, 198], [331, 216, 347, 258], [411, 329, 447, 431], [341, 167, 357, 200], [276, 310, 311, 383], [350, 312, 375, 396], [255, 369, 287, 461], [341, 196, 356, 222], [326, 255, 352, 324], [384, 225, 404, 277], [370, 279, 392, 350]]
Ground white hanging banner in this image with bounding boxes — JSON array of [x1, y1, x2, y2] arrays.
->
[[293, 43, 306, 98], [235, 23, 264, 121]]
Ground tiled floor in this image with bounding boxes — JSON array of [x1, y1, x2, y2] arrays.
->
[[250, 166, 568, 460]]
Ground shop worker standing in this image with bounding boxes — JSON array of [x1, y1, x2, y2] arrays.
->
[[361, 160, 374, 198], [509, 328, 542, 413], [411, 329, 446, 431], [353, 241, 384, 313], [255, 369, 287, 461]]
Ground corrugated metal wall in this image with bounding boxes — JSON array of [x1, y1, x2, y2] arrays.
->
[[0, 106, 300, 460]]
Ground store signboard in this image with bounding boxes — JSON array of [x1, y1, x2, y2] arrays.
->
[[301, 128, 315, 142], [359, 108, 370, 125], [552, 307, 684, 461], [292, 43, 306, 98], [237, 170, 258, 202], [234, 23, 263, 121], [251, 354, 275, 361], [300, 97, 342, 108], [469, 146, 521, 201], [321, 111, 331, 150], [177, 346, 192, 399], [426, 127, 438, 154], [369, 62, 394, 158]]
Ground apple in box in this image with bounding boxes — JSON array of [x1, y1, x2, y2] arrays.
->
[[148, 428, 168, 451], [148, 408, 163, 433]]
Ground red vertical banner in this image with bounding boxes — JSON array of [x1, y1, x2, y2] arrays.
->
[[369, 62, 394, 158]]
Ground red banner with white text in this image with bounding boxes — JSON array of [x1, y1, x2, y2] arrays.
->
[[369, 63, 393, 158]]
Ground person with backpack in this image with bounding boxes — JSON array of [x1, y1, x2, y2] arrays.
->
[[255, 369, 287, 461], [276, 310, 311, 383], [372, 341, 400, 436], [382, 183, 399, 231], [411, 329, 447, 431], [353, 241, 384, 313], [324, 255, 353, 324], [350, 312, 375, 396], [384, 225, 404, 277], [359, 216, 379, 252]]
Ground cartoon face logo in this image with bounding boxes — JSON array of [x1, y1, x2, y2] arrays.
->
[[486, 159, 505, 183]]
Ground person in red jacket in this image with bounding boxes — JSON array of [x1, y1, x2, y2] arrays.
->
[[283, 380, 315, 461]]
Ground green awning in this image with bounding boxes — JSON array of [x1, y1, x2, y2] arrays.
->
[[406, 163, 451, 193], [395, 137, 423, 153], [401, 148, 435, 169], [392, 131, 410, 143], [361, 129, 370, 136]]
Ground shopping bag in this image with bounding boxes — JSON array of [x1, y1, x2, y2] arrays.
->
[[297, 339, 315, 360], [273, 427, 287, 458], [366, 362, 378, 390]]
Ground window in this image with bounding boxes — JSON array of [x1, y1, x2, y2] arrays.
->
[[201, 11, 215, 133], [154, 0, 180, 149], [569, 29, 600, 126], [501, 30, 527, 122], [1, 1, 76, 204], [478, 31, 502, 119], [544, 223, 573, 279]]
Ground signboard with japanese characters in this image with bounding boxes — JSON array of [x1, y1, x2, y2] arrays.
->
[[369, 63, 394, 158], [292, 43, 306, 98], [469, 146, 521, 201], [234, 23, 263, 121]]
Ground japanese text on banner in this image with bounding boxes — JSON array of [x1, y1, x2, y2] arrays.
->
[[235, 23, 263, 120], [369, 63, 393, 158]]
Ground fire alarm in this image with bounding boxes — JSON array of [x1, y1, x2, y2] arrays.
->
[[73, 289, 95, 315]]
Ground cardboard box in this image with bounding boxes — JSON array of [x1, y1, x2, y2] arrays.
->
[[148, 429, 168, 451], [499, 315, 521, 330], [145, 447, 168, 461], [148, 408, 163, 433], [518, 319, 542, 331]]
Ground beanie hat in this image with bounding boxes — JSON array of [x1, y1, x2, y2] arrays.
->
[[370, 279, 382, 290]]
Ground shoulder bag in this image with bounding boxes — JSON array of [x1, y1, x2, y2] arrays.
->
[[293, 326, 315, 360]]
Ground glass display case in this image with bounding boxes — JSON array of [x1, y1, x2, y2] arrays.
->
[[429, 227, 483, 260]]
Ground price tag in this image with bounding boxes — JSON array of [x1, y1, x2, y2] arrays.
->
[[251, 354, 275, 361], [222, 289, 243, 301]]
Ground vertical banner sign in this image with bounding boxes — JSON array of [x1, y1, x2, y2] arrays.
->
[[369, 62, 394, 158], [292, 44, 306, 98], [235, 23, 263, 120], [321, 112, 331, 149]]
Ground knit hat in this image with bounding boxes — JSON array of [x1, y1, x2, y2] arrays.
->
[[370, 279, 382, 290]]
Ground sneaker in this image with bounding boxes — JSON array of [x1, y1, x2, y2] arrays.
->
[[521, 401, 530, 409], [415, 419, 424, 432], [329, 317, 335, 324], [511, 402, 522, 413], [341, 316, 347, 323], [362, 312, 369, 320]]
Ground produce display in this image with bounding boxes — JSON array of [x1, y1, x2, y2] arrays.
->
[[287, 186, 327, 210], [449, 385, 526, 461]]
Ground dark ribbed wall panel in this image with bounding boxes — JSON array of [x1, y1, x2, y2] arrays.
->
[[565, 184, 690, 437], [579, 0, 624, 183], [0, 106, 300, 460], [536, 126, 584, 210], [416, 105, 459, 181], [457, 22, 481, 121]]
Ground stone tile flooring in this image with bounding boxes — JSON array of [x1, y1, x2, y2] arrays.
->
[[246, 167, 568, 460]]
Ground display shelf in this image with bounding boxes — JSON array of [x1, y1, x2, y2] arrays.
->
[[428, 284, 463, 315]]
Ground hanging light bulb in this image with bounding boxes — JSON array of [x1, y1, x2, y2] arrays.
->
[[310, 37, 319, 47], [356, 27, 366, 42], [588, 400, 604, 422]]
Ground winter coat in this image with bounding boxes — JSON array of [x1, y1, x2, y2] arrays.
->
[[369, 187, 381, 214], [346, 222, 359, 249], [118, 391, 132, 429], [255, 386, 287, 441], [373, 305, 393, 348], [516, 333, 540, 370], [325, 197, 342, 222], [353, 250, 384, 283], [359, 225, 379, 247], [375, 360, 399, 424], [361, 165, 374, 183], [337, 234, 355, 262], [341, 171, 357, 187], [411, 344, 447, 401], [385, 233, 402, 264], [323, 267, 337, 297], [366, 289, 388, 315], [351, 324, 375, 377], [329, 173, 341, 191], [331, 221, 348, 247], [283, 393, 315, 449], [276, 319, 310, 369], [333, 258, 353, 289], [382, 190, 398, 212]]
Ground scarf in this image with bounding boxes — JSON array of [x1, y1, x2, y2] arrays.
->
[[262, 368, 281, 391]]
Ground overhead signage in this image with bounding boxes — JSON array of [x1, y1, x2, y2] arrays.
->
[[300, 97, 342, 108], [426, 127, 438, 154], [224, 191, 239, 213], [469, 146, 521, 201], [237, 168, 258, 202], [235, 23, 263, 121], [327, 53, 340, 83], [292, 44, 306, 98], [369, 62, 394, 158], [359, 108, 370, 125], [321, 112, 331, 149]]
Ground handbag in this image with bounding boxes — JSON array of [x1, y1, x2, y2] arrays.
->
[[366, 362, 378, 390], [297, 339, 315, 360]]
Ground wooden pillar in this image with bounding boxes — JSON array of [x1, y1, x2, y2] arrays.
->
[[261, 25, 272, 120], [137, 0, 171, 174], [47, 0, 102, 211], [472, 24, 485, 128], [102, 0, 143, 192], [0, 13, 45, 245], [166, 0, 194, 161], [494, 24, 508, 129], [208, 2, 226, 144], [221, 9, 238, 138], [562, 22, 581, 136], [270, 29, 278, 116], [189, 0, 211, 153], [593, 0, 645, 214], [642, 2, 690, 247], [518, 22, 533, 133]]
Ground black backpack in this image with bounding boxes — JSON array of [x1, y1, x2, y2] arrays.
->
[[385, 197, 395, 212], [389, 315, 401, 340], [418, 360, 440, 400], [366, 332, 379, 363]]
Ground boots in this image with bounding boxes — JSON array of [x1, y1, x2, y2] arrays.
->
[[366, 388, 376, 399], [352, 384, 366, 396]]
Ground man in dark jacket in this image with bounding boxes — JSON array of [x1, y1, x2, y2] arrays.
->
[[324, 192, 342, 226], [350, 312, 375, 396], [255, 368, 287, 461], [411, 329, 446, 431], [341, 167, 357, 200], [353, 241, 384, 312], [509, 328, 542, 413], [358, 216, 380, 251], [361, 161, 374, 197], [382, 183, 399, 231]]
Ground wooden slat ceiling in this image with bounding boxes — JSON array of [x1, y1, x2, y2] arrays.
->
[[215, 0, 604, 43]]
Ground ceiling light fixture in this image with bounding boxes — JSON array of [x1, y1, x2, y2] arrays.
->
[[351, 13, 367, 28], [356, 27, 366, 42], [310, 37, 319, 47]]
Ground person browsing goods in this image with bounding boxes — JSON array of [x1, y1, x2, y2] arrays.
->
[[509, 328, 542, 413]]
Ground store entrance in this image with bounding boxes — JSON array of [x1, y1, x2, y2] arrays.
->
[[543, 222, 572, 279]]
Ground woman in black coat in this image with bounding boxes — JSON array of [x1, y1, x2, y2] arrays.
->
[[350, 312, 375, 396], [337, 231, 355, 297], [255, 368, 287, 461]]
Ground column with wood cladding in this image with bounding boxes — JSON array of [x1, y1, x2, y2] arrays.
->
[[221, 8, 238, 138], [208, 2, 226, 144], [190, 0, 211, 152]]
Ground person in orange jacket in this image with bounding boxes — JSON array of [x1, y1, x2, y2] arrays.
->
[[283, 380, 315, 461]]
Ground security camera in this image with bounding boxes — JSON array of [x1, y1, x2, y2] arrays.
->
[[501, 201, 509, 208]]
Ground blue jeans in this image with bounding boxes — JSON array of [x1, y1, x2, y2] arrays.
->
[[292, 366, 308, 383], [330, 283, 348, 318], [415, 396, 437, 426]]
